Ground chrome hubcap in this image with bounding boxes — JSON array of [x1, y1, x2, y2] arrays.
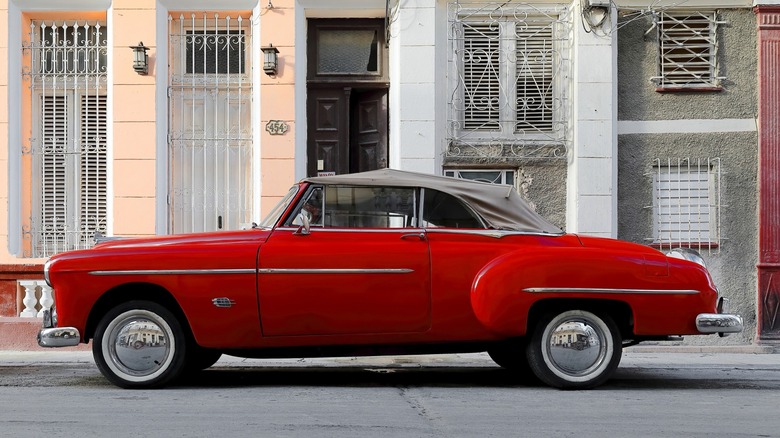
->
[[545, 317, 607, 377], [104, 311, 173, 380]]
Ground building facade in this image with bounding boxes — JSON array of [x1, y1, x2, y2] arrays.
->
[[1, 0, 778, 346]]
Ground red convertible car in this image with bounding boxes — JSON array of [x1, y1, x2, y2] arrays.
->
[[38, 169, 742, 389]]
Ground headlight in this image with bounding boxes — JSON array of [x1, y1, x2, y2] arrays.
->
[[666, 247, 706, 268]]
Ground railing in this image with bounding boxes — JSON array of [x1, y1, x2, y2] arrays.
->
[[17, 280, 54, 318]]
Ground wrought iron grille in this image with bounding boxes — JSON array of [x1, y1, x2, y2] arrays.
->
[[168, 13, 253, 234], [648, 158, 722, 254], [22, 21, 108, 258], [447, 2, 570, 160], [655, 11, 721, 89]]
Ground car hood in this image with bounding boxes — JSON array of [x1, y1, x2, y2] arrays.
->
[[91, 229, 273, 250]]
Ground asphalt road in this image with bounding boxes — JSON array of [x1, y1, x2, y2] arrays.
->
[[1, 351, 778, 437]]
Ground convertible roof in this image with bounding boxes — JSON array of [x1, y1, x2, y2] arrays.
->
[[304, 169, 563, 234]]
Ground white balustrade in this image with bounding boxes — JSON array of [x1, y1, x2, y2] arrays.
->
[[17, 280, 54, 318]]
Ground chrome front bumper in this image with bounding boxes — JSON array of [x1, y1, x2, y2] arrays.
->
[[37, 327, 81, 347], [696, 298, 743, 336], [37, 309, 80, 348]]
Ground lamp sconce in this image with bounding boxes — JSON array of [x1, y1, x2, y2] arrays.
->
[[130, 42, 149, 75], [261, 44, 279, 76]]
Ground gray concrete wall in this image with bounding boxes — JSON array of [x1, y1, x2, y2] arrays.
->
[[617, 10, 758, 344]]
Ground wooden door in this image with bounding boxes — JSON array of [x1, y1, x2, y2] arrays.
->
[[307, 87, 388, 176]]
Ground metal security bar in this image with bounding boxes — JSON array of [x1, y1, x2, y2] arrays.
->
[[22, 21, 108, 258], [649, 158, 722, 254], [655, 11, 723, 89], [168, 13, 253, 234], [447, 2, 570, 160]]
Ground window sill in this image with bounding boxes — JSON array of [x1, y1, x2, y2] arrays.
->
[[655, 86, 723, 93]]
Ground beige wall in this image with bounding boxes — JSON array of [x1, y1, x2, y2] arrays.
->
[[0, 0, 301, 263], [260, 0, 297, 216]]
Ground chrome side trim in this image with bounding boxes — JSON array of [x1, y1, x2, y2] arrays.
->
[[89, 269, 256, 276], [258, 268, 414, 274], [524, 287, 700, 295], [38, 327, 80, 348]]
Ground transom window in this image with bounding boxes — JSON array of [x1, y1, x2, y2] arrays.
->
[[656, 11, 720, 90]]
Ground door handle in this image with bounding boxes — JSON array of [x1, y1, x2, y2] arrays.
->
[[401, 233, 426, 241]]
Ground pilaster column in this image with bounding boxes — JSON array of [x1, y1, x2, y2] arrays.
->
[[756, 5, 780, 340]]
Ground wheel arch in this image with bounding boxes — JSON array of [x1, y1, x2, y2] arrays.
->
[[84, 283, 188, 342], [526, 298, 635, 340]]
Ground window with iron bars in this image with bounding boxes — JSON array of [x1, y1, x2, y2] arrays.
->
[[22, 21, 108, 258], [649, 158, 721, 253], [656, 11, 722, 90], [448, 6, 568, 143]]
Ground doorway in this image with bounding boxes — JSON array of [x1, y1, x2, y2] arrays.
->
[[307, 19, 389, 176]]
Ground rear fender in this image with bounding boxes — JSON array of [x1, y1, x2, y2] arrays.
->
[[471, 248, 655, 336]]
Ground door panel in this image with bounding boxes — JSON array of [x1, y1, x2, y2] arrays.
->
[[308, 89, 348, 175], [352, 89, 388, 172], [258, 228, 431, 336]]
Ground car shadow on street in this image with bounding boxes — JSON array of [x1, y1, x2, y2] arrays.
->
[[171, 366, 780, 390]]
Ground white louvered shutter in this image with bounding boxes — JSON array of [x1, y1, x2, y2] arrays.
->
[[39, 95, 70, 254], [462, 24, 500, 131], [515, 22, 554, 133], [79, 94, 108, 242]]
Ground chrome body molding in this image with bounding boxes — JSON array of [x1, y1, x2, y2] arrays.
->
[[523, 287, 700, 295], [258, 268, 414, 274], [38, 327, 80, 347], [90, 269, 256, 276], [696, 313, 744, 335], [275, 227, 563, 238]]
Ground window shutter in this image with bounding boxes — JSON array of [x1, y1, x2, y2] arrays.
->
[[462, 24, 500, 131], [79, 94, 108, 241], [40, 95, 69, 249], [654, 167, 713, 244], [515, 23, 554, 132]]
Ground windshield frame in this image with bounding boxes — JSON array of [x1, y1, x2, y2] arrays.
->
[[257, 185, 300, 229]]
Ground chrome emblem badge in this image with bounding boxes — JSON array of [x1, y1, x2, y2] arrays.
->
[[212, 297, 236, 308]]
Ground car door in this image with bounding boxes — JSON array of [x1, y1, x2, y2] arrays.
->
[[257, 185, 431, 336]]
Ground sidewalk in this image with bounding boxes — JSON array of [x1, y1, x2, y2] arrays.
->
[[0, 347, 777, 368]]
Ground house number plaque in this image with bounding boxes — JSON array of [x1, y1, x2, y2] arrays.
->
[[265, 120, 289, 135]]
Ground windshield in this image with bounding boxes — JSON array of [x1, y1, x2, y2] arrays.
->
[[257, 185, 300, 229]]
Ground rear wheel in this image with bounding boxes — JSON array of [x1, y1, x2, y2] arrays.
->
[[527, 310, 622, 389], [93, 301, 187, 389]]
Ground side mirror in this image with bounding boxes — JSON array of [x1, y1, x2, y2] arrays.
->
[[294, 213, 311, 235]]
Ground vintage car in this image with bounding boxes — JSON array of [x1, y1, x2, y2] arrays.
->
[[38, 169, 743, 389]]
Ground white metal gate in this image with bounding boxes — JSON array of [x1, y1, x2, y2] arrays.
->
[[168, 13, 253, 234], [22, 21, 108, 257]]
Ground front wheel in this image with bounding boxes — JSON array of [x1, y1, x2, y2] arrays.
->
[[93, 301, 187, 389], [527, 310, 622, 389]]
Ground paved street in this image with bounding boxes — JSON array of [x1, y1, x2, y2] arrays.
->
[[1, 350, 778, 437]]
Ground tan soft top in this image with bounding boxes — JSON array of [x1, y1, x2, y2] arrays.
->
[[305, 169, 563, 234]]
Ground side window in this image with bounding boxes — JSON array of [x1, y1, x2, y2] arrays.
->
[[287, 185, 417, 229], [421, 189, 484, 229], [288, 187, 324, 227], [323, 186, 417, 228]]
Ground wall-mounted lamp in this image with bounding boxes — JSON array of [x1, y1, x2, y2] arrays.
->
[[261, 44, 280, 76], [130, 42, 149, 75]]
